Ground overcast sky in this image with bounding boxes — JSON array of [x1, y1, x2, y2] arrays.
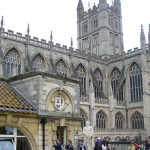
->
[[0, 0, 149, 51]]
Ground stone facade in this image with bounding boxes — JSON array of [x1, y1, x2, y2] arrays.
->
[[0, 0, 150, 149]]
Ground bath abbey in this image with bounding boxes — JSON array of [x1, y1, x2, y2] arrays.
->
[[0, 0, 150, 149]]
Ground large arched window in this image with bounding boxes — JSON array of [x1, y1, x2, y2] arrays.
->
[[131, 112, 144, 129], [115, 112, 123, 129], [111, 68, 124, 101], [76, 64, 86, 97], [96, 111, 106, 129], [94, 69, 103, 98], [0, 126, 32, 150], [56, 59, 67, 75], [130, 63, 143, 102], [32, 54, 45, 71], [5, 49, 21, 77]]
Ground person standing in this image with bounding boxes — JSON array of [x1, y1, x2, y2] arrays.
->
[[128, 140, 135, 150], [77, 140, 86, 150], [94, 138, 102, 150], [65, 140, 74, 150], [102, 137, 110, 150], [53, 139, 62, 150], [145, 136, 150, 150]]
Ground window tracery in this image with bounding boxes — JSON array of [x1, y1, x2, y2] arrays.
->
[[96, 111, 106, 129], [111, 68, 124, 101], [32, 54, 45, 71], [115, 112, 123, 129], [56, 59, 67, 75], [132, 112, 144, 129], [80, 110, 87, 129], [130, 63, 143, 102], [76, 64, 86, 97], [5, 49, 21, 77]]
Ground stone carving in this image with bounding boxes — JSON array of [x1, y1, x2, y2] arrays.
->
[[52, 94, 69, 111], [83, 121, 94, 150]]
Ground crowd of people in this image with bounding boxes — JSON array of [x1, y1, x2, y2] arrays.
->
[[52, 137, 110, 150], [52, 136, 150, 150], [128, 136, 150, 150]]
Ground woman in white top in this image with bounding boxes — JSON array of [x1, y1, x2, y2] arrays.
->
[[102, 144, 107, 150]]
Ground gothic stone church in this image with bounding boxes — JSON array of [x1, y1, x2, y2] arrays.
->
[[0, 0, 150, 150]]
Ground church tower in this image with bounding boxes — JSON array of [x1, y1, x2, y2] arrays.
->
[[77, 0, 124, 56]]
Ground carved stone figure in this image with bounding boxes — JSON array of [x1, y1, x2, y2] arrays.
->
[[83, 121, 94, 150], [83, 121, 94, 139]]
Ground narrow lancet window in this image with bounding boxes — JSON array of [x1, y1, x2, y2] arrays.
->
[[76, 64, 86, 97], [111, 68, 124, 101], [94, 69, 103, 99]]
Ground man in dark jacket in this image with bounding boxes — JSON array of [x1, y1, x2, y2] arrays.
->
[[94, 138, 102, 150], [53, 139, 62, 150], [145, 136, 150, 150]]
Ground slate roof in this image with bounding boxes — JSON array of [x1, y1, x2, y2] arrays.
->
[[0, 81, 36, 114]]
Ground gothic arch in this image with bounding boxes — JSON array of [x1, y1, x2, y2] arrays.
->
[[54, 57, 69, 70], [115, 110, 126, 120], [80, 108, 88, 129], [93, 67, 104, 78], [45, 87, 75, 113], [127, 60, 142, 73], [129, 110, 143, 120], [109, 67, 121, 78], [130, 111, 144, 129], [96, 108, 108, 119], [54, 58, 68, 75], [128, 62, 143, 102], [80, 107, 89, 121], [125, 136, 131, 142], [31, 52, 48, 70], [4, 46, 23, 59], [75, 62, 87, 74], [115, 136, 121, 141], [115, 111, 125, 129], [109, 66, 121, 78], [4, 47, 23, 76], [93, 68, 103, 79], [96, 110, 108, 129]]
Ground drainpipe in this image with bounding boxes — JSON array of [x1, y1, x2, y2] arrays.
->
[[40, 118, 47, 150]]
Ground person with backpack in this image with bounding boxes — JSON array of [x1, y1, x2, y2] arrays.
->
[[94, 138, 102, 150], [65, 140, 74, 150], [53, 139, 62, 150]]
